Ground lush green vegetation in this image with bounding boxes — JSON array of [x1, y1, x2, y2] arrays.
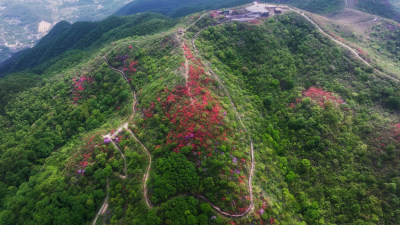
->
[[370, 20, 400, 62], [195, 12, 400, 224], [356, 0, 400, 22], [1, 5, 400, 225], [115, 0, 252, 18]]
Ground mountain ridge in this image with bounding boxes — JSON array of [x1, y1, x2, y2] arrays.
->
[[0, 1, 399, 224]]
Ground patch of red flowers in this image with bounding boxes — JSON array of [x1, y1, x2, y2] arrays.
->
[[183, 44, 194, 60], [143, 102, 155, 118], [66, 135, 111, 177], [251, 19, 262, 25], [156, 44, 228, 156], [143, 42, 251, 213], [292, 87, 345, 108], [393, 123, 400, 142], [72, 75, 92, 104]]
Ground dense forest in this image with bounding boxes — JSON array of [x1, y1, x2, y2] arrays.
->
[[0, 1, 400, 224], [195, 13, 400, 223], [356, 0, 400, 22], [115, 0, 252, 18]]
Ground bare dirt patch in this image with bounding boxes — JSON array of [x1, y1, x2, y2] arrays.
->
[[313, 9, 380, 38]]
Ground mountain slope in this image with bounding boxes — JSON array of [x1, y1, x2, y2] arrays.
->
[[0, 13, 176, 77], [354, 0, 400, 22], [115, 0, 251, 17], [0, 0, 132, 63], [0, 4, 399, 225]]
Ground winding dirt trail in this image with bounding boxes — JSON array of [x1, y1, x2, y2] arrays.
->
[[92, 56, 154, 221], [287, 7, 400, 83], [96, 12, 255, 219], [103, 56, 153, 208], [287, 7, 371, 66], [93, 6, 400, 222], [189, 14, 255, 217], [123, 125, 153, 208], [92, 180, 109, 225]]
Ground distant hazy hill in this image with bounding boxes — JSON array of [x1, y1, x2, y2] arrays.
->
[[0, 13, 176, 77], [0, 0, 131, 63]]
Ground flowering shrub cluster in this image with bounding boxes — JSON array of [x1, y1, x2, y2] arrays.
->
[[143, 102, 155, 118], [158, 45, 225, 155], [328, 31, 344, 42], [393, 123, 400, 142], [65, 135, 111, 177], [143, 43, 251, 212], [116, 53, 138, 80], [71, 75, 92, 104], [251, 19, 263, 25], [290, 87, 345, 108]]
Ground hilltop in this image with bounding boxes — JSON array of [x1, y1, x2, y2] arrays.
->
[[0, 1, 399, 225]]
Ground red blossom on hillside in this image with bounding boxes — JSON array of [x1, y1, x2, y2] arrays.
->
[[393, 123, 400, 142], [292, 87, 345, 108], [71, 75, 92, 104], [160, 61, 226, 153], [140, 42, 251, 212]]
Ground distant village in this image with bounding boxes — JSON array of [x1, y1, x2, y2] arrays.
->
[[211, 2, 288, 23]]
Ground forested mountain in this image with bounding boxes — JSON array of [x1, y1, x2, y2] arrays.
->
[[0, 0, 131, 64], [0, 1, 399, 225], [0, 13, 176, 77], [5, 0, 400, 78], [115, 0, 252, 17], [355, 0, 400, 22]]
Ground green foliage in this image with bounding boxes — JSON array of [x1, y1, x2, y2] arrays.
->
[[356, 0, 400, 22], [197, 12, 400, 224], [1, 6, 400, 225], [151, 152, 200, 204], [370, 21, 400, 62], [115, 0, 252, 18]]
